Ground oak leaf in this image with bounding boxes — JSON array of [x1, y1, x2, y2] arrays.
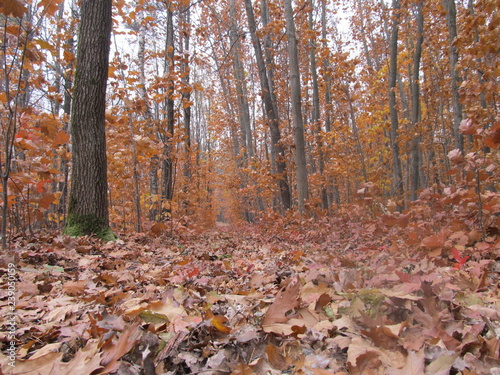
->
[[262, 276, 301, 327]]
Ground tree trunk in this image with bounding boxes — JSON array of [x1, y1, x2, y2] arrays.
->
[[346, 85, 368, 182], [308, 0, 327, 210], [162, 4, 175, 208], [230, 0, 253, 160], [388, 0, 404, 202], [64, 0, 114, 240], [410, 1, 424, 201], [244, 0, 291, 211], [284, 0, 309, 213], [442, 0, 464, 152]]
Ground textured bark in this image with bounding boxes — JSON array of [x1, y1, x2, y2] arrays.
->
[[244, 0, 291, 211], [180, 5, 192, 176], [284, 0, 309, 212], [442, 0, 464, 152], [346, 86, 367, 183], [308, 0, 327, 210], [65, 0, 113, 239], [320, 0, 332, 134], [409, 1, 424, 201], [230, 0, 253, 159], [388, 0, 404, 201], [162, 4, 175, 205]]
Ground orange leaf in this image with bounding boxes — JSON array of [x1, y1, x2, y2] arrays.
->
[[150, 222, 165, 236], [39, 193, 56, 209], [38, 0, 64, 16], [0, 0, 27, 18], [420, 231, 448, 249], [211, 315, 231, 334], [53, 130, 70, 146]]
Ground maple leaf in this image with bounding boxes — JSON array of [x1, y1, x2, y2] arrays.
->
[[451, 248, 469, 269]]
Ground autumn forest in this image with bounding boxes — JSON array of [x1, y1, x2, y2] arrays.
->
[[0, 0, 499, 373]]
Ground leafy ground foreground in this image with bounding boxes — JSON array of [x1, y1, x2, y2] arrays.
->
[[0, 210, 499, 375]]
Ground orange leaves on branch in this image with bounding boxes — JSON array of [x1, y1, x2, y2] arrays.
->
[[459, 118, 477, 135], [39, 193, 56, 209], [485, 120, 500, 148], [0, 0, 27, 18], [38, 0, 64, 16], [448, 149, 464, 165], [53, 129, 70, 146]]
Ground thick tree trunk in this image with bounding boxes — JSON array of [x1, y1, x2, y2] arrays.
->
[[64, 0, 113, 240], [244, 0, 291, 211], [284, 0, 309, 213]]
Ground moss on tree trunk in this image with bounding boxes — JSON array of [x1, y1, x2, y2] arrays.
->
[[64, 213, 116, 241]]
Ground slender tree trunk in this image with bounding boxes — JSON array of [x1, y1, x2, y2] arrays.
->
[[180, 5, 192, 179], [230, 0, 253, 159], [388, 0, 404, 201], [346, 86, 368, 182], [244, 0, 291, 211], [284, 0, 309, 212], [442, 0, 464, 152], [129, 114, 142, 232], [410, 1, 424, 200], [162, 4, 175, 207], [308, 0, 327, 209], [64, 0, 113, 240]]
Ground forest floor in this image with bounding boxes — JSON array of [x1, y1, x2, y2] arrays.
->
[[0, 212, 499, 375]]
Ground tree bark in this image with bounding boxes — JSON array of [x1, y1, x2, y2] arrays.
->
[[284, 0, 309, 212], [409, 1, 424, 201], [230, 0, 253, 159], [442, 0, 464, 152], [64, 0, 113, 240], [388, 0, 404, 201], [244, 0, 291, 211], [162, 3, 175, 208], [308, 0, 327, 209]]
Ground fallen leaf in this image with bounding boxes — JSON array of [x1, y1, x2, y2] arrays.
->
[[262, 276, 301, 327]]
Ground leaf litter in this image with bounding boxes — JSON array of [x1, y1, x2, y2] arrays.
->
[[0, 213, 499, 375]]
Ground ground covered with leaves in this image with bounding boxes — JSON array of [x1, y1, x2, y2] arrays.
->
[[0, 209, 499, 374]]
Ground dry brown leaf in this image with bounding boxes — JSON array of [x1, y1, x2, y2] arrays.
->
[[262, 276, 301, 327], [0, 351, 62, 375], [100, 323, 142, 372], [230, 362, 257, 375]]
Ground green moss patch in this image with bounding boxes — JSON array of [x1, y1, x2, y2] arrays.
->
[[64, 214, 116, 241]]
